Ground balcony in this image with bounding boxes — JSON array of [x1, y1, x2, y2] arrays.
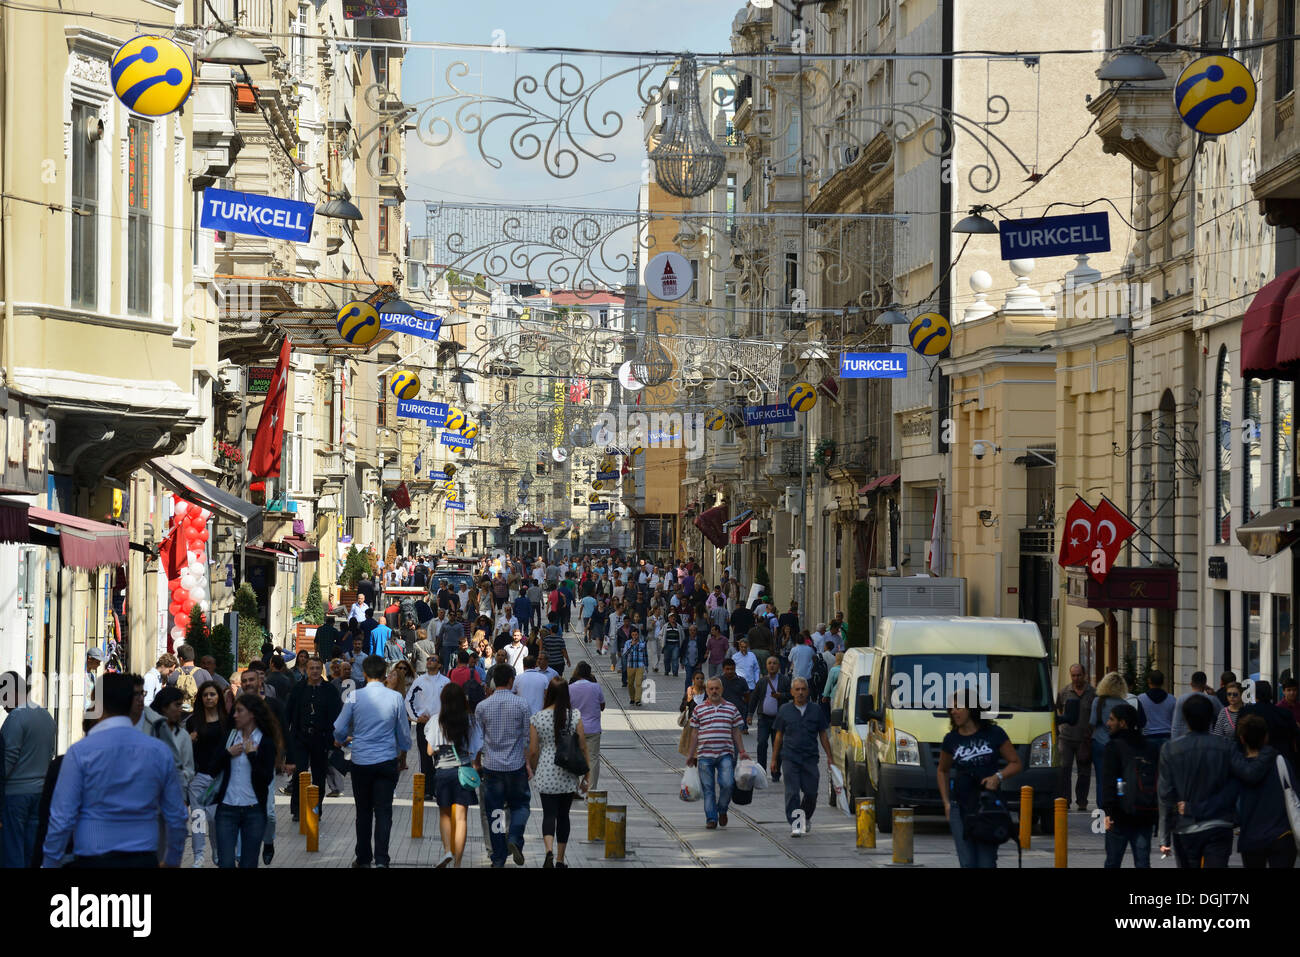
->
[[315, 448, 347, 489], [1087, 65, 1184, 172]]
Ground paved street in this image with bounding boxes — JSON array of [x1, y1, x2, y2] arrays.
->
[[182, 626, 1168, 868]]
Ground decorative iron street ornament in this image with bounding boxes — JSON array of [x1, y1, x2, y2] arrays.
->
[[648, 55, 727, 198]]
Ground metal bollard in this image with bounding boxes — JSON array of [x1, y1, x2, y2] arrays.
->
[[412, 773, 425, 839], [587, 791, 608, 841], [1054, 797, 1068, 868], [298, 771, 311, 834], [891, 807, 914, 864], [305, 784, 319, 852], [1019, 786, 1033, 850], [604, 805, 627, 859], [856, 797, 876, 849]]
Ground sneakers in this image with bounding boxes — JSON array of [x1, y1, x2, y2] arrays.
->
[[706, 820, 718, 830], [436, 851, 454, 868], [192, 853, 206, 869], [719, 813, 728, 827], [508, 841, 525, 866], [327, 790, 343, 798], [790, 827, 802, 838], [262, 843, 275, 866], [543, 850, 555, 868]]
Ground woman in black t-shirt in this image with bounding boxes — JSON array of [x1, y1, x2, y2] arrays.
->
[[186, 681, 230, 868], [936, 694, 1022, 868]]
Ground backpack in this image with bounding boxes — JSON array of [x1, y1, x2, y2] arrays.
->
[[175, 664, 199, 712], [1120, 739, 1159, 817], [463, 674, 486, 710], [810, 651, 829, 697]]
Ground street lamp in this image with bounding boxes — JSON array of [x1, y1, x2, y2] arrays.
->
[[316, 189, 363, 221], [874, 302, 909, 326], [953, 206, 999, 234]]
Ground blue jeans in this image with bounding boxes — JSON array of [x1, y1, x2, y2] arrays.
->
[[755, 713, 778, 772], [781, 754, 819, 828], [1, 792, 41, 868], [663, 644, 679, 676], [482, 767, 531, 867], [949, 804, 999, 868], [1104, 823, 1153, 868], [215, 803, 268, 868], [697, 754, 735, 823]]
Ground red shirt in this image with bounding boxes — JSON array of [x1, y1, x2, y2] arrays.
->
[[449, 666, 473, 686], [549, 590, 562, 612], [1279, 699, 1300, 724]]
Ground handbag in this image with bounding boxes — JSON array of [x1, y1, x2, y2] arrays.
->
[[1277, 754, 1300, 852], [553, 710, 590, 776], [451, 744, 480, 790], [963, 788, 1015, 845]]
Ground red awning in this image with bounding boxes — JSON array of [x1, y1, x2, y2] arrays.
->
[[859, 473, 900, 494], [0, 499, 30, 544], [1242, 267, 1300, 380], [282, 537, 320, 562], [728, 517, 751, 545], [694, 505, 728, 549], [27, 505, 128, 570]]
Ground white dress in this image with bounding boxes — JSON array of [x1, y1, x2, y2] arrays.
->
[[531, 708, 582, 795]]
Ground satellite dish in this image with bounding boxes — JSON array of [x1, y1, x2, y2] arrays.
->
[[618, 361, 645, 392], [552, 447, 568, 463]]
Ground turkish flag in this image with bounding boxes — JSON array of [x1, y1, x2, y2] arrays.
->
[[392, 482, 411, 510], [1090, 498, 1137, 584], [163, 520, 188, 580], [249, 338, 291, 477], [1058, 498, 1096, 567]]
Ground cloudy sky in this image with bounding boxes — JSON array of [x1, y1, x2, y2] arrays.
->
[[402, 0, 744, 221]]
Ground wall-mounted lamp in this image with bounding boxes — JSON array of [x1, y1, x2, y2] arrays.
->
[[977, 509, 998, 528]]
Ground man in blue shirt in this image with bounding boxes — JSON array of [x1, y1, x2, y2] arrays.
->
[[333, 655, 411, 867], [770, 677, 832, 838], [42, 673, 188, 867], [788, 637, 815, 682], [364, 609, 391, 658]]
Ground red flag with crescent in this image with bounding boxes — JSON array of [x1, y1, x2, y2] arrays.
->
[[1058, 498, 1096, 568], [1089, 498, 1137, 584]]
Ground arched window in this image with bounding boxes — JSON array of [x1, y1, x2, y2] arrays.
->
[[1276, 381, 1294, 508], [1245, 378, 1263, 523], [1216, 347, 1232, 543]]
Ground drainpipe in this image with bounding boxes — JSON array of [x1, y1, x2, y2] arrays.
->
[[2, 6, 15, 391]]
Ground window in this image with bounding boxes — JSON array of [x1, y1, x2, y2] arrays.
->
[[1276, 595, 1293, 688], [378, 205, 390, 253], [1277, 381, 1294, 506], [725, 174, 736, 231], [784, 108, 801, 175], [1245, 378, 1263, 523], [374, 47, 388, 88], [725, 281, 737, 330], [292, 3, 309, 79], [292, 413, 305, 494], [1142, 0, 1175, 37], [71, 102, 98, 308], [377, 374, 387, 425], [378, 124, 391, 175], [127, 117, 152, 315], [785, 252, 800, 306], [1281, 0, 1297, 99], [689, 259, 699, 301], [1215, 347, 1232, 543], [1245, 592, 1262, 679], [599, 309, 609, 328]]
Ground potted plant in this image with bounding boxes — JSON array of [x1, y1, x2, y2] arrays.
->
[[812, 439, 837, 470]]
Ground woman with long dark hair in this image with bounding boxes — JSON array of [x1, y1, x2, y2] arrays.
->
[[213, 694, 282, 868], [528, 677, 591, 867], [186, 681, 229, 867], [936, 690, 1022, 868], [426, 681, 482, 868]]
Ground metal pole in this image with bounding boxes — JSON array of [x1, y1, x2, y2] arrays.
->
[[796, 1, 808, 620]]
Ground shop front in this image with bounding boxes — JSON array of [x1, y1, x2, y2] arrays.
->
[[1066, 566, 1178, 684]]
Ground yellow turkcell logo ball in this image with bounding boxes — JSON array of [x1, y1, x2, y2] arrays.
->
[[445, 407, 467, 431], [705, 408, 726, 431], [593, 479, 606, 491], [447, 488, 458, 502], [1174, 55, 1256, 136], [630, 446, 644, 457], [389, 370, 420, 400], [908, 312, 952, 357], [589, 492, 601, 504], [785, 383, 817, 413], [462, 423, 479, 440], [111, 36, 193, 116], [336, 300, 381, 345]]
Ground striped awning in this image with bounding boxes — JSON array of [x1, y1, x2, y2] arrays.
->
[[25, 505, 128, 570]]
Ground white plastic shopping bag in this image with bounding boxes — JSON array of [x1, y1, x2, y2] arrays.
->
[[735, 758, 769, 791], [829, 764, 851, 816], [680, 765, 703, 801]]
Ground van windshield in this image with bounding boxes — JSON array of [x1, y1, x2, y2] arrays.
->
[[884, 654, 1052, 712]]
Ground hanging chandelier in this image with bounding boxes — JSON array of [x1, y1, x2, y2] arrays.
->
[[648, 54, 727, 199]]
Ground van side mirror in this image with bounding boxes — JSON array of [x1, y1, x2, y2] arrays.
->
[[858, 693, 881, 723], [830, 708, 845, 728]]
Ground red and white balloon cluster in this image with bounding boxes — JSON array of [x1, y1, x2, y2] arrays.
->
[[167, 497, 211, 648]]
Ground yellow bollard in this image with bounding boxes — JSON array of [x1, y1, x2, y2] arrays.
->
[[604, 805, 627, 859], [855, 797, 876, 849], [305, 785, 319, 852], [891, 808, 914, 864], [587, 791, 608, 841], [412, 772, 425, 839], [298, 771, 311, 834], [1019, 786, 1033, 850], [1054, 797, 1068, 868]]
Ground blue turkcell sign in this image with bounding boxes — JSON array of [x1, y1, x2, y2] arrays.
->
[[445, 501, 466, 511], [998, 211, 1110, 261], [397, 399, 448, 426], [596, 470, 619, 481], [380, 310, 443, 340], [428, 470, 449, 481], [200, 187, 315, 243], [743, 403, 797, 427], [589, 502, 610, 511], [839, 353, 908, 378], [440, 431, 475, 450]]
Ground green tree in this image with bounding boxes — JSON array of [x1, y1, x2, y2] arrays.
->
[[210, 623, 234, 680], [185, 605, 212, 663], [755, 561, 771, 596], [340, 545, 363, 588], [303, 569, 325, 625], [233, 583, 263, 665], [846, 580, 872, 648]]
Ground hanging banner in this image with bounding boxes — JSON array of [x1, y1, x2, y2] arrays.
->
[[397, 399, 448, 426], [343, 0, 408, 16], [445, 500, 466, 511], [839, 352, 908, 378], [380, 310, 443, 340], [743, 403, 797, 426], [440, 432, 475, 450], [200, 187, 314, 243], [998, 212, 1110, 261]]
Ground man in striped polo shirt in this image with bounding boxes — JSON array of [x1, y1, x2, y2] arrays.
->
[[540, 626, 570, 678], [686, 677, 749, 829]]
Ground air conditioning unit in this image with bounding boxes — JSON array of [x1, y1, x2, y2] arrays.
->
[[752, 518, 770, 534]]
